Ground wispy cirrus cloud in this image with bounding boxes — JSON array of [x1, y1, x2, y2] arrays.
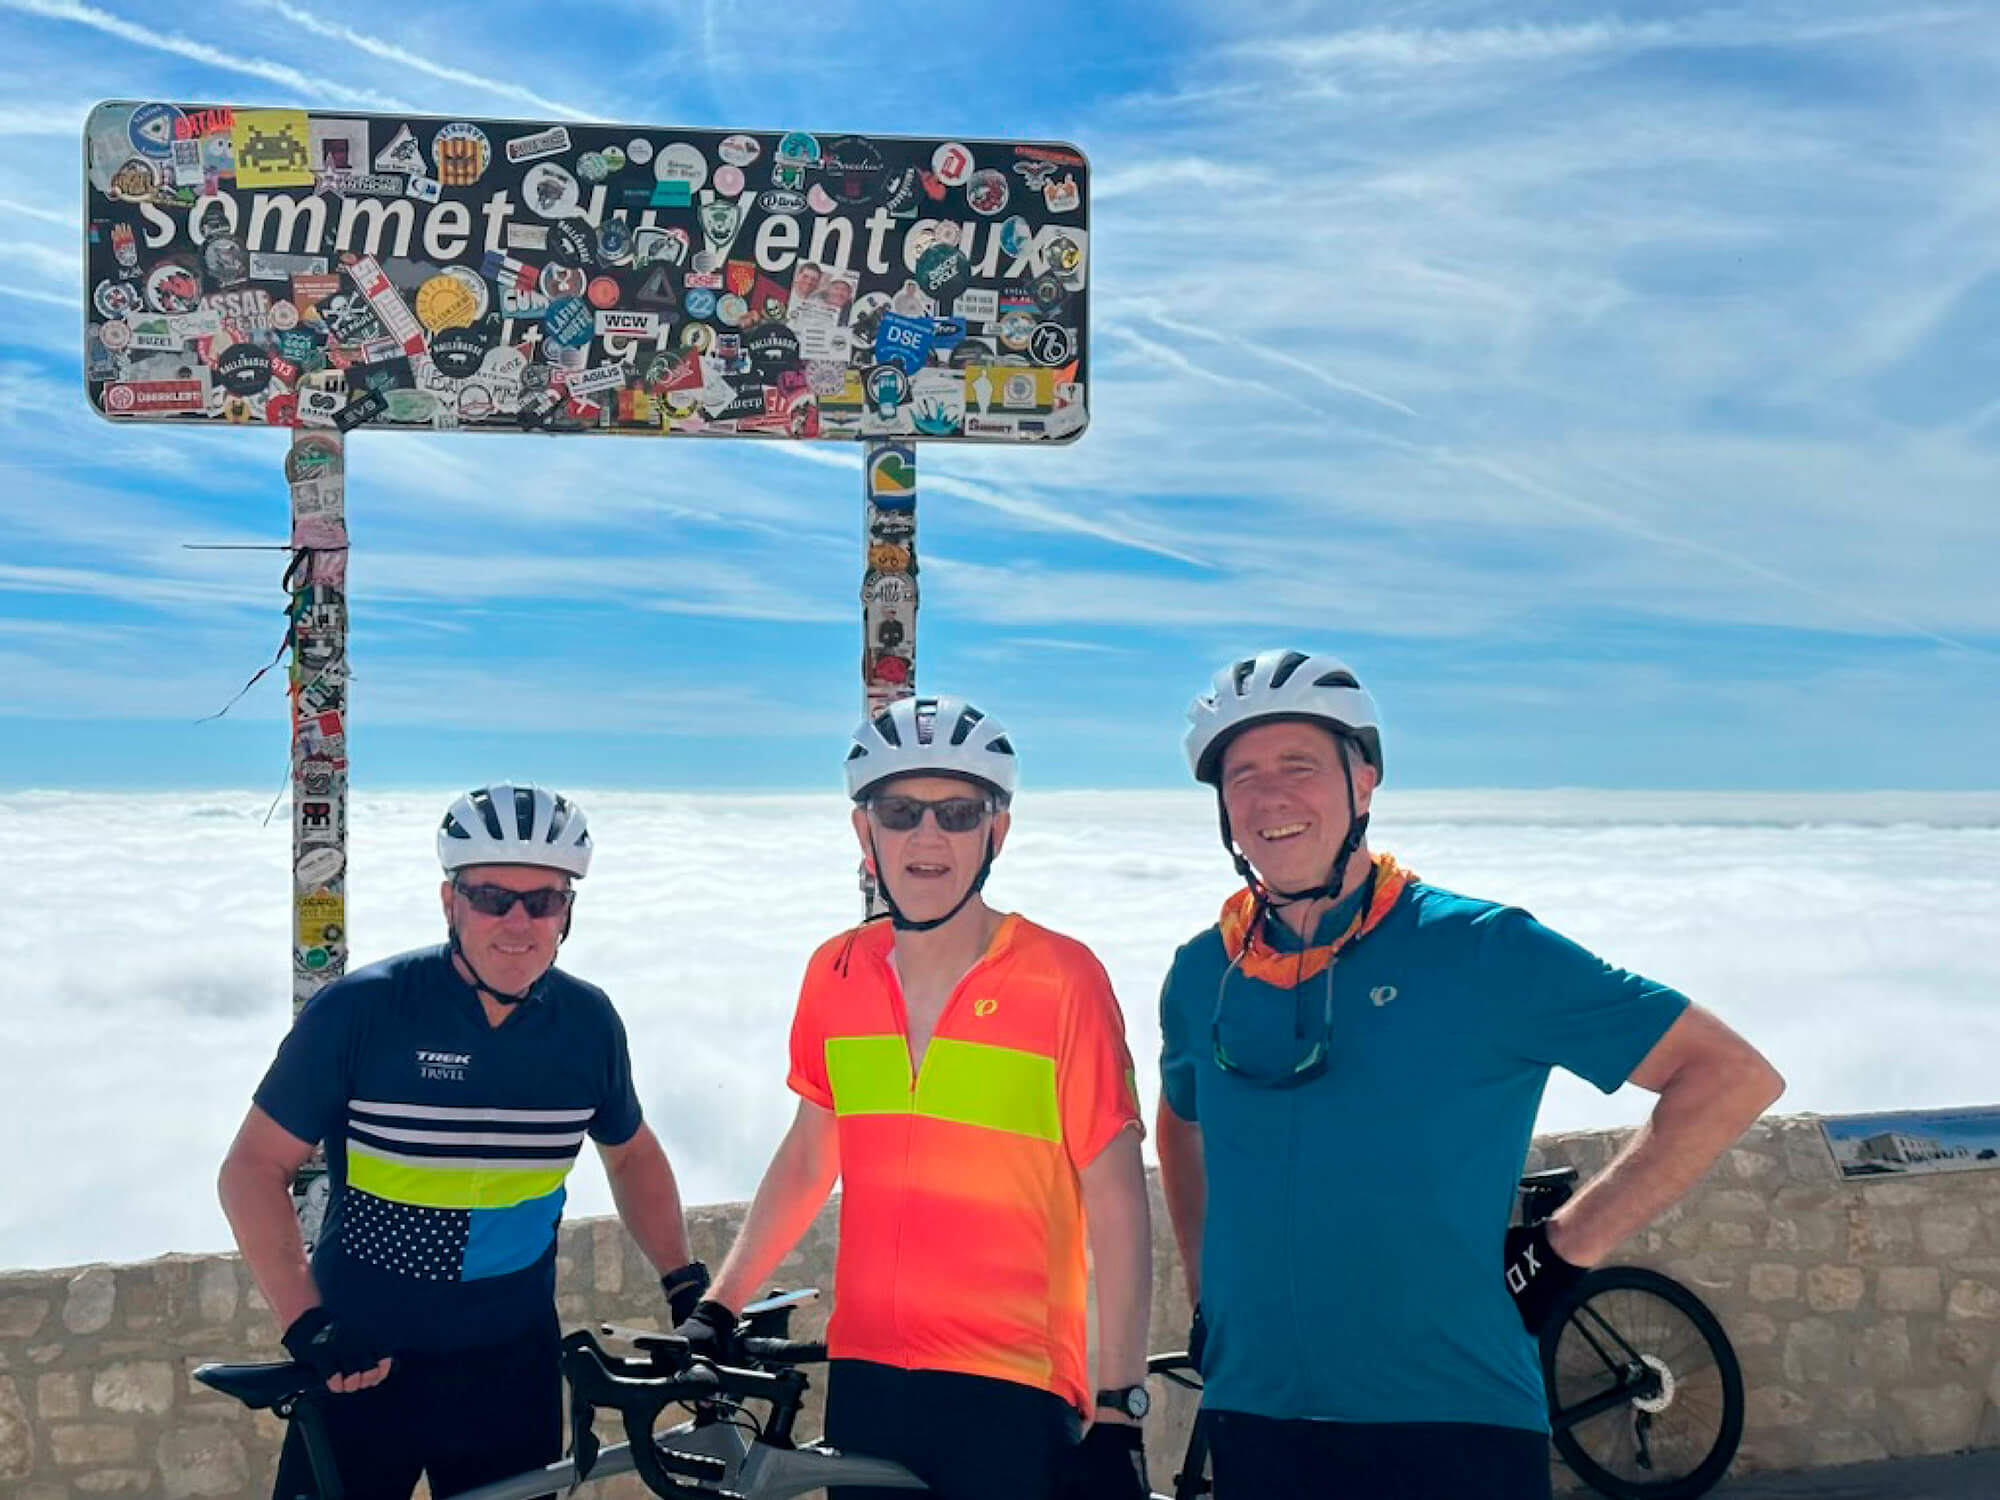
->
[[237, 0, 600, 120], [0, 0, 417, 110]]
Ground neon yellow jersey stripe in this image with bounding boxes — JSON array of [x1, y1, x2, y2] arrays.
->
[[826, 1034, 912, 1116], [347, 1143, 571, 1209], [918, 1038, 1060, 1142], [825, 1035, 1061, 1142]]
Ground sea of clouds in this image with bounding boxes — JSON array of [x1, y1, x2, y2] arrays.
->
[[4, 787, 1997, 1271]]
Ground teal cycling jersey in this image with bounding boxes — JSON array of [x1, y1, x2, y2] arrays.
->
[[1160, 875, 1688, 1432]]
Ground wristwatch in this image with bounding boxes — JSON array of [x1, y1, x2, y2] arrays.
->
[[1095, 1384, 1150, 1420]]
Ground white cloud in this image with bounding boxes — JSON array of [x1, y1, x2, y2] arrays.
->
[[3, 787, 1996, 1269]]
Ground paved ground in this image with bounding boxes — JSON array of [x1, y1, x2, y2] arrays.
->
[[1711, 1450, 2000, 1498]]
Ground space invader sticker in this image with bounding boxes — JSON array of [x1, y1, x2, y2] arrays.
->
[[232, 109, 312, 187]]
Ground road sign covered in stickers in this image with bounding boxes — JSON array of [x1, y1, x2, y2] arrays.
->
[[83, 100, 1090, 443]]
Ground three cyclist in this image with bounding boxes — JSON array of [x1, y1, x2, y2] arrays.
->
[[1155, 650, 1786, 1499]]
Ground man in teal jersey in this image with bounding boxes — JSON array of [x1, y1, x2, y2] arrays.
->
[[1155, 651, 1785, 1500]]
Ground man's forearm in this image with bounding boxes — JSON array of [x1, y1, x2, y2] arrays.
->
[[1155, 1100, 1205, 1304], [1083, 1128, 1153, 1393], [218, 1159, 319, 1331], [606, 1128, 694, 1273], [1553, 1059, 1784, 1266], [709, 1122, 839, 1312]]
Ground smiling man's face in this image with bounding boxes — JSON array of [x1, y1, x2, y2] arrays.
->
[[1218, 720, 1376, 893]]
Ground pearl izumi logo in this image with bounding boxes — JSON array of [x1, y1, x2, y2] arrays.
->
[[416, 1049, 471, 1081]]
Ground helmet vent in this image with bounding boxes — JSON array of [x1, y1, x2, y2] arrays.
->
[[513, 787, 537, 840], [1268, 651, 1311, 690], [1313, 669, 1360, 690], [1230, 658, 1256, 695], [469, 788, 505, 840]]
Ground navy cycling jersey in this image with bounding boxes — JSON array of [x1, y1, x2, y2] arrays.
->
[[254, 945, 642, 1353], [1160, 878, 1688, 1432]]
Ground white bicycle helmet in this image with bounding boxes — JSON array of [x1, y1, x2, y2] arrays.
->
[[844, 696, 1019, 804], [437, 783, 593, 878], [1184, 650, 1384, 786]]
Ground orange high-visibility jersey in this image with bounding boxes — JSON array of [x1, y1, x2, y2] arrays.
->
[[787, 915, 1142, 1413]]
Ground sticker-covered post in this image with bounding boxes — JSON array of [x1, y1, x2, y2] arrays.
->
[[287, 428, 348, 1242], [859, 439, 917, 914]]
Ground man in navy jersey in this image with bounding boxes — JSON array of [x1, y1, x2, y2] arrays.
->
[[219, 783, 707, 1500]]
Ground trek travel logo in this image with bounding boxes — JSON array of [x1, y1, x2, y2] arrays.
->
[[1370, 986, 1398, 1008], [973, 997, 999, 1018], [417, 1049, 471, 1081]]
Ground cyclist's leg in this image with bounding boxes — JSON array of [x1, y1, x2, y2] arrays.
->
[[1368, 1421, 1551, 1500], [826, 1360, 926, 1500], [269, 1372, 423, 1500], [417, 1317, 565, 1500], [1205, 1409, 1320, 1498], [825, 1360, 1078, 1500]]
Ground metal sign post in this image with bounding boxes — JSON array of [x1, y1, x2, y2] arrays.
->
[[859, 439, 918, 913], [284, 429, 348, 1235]]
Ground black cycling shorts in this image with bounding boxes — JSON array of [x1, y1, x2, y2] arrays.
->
[[823, 1358, 1082, 1500], [1206, 1408, 1552, 1500], [270, 1316, 561, 1500]]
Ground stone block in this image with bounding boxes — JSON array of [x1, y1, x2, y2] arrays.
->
[[0, 1375, 32, 1478], [1919, 1203, 1983, 1258], [1728, 1148, 1779, 1183], [1847, 1205, 1917, 1259], [1877, 1265, 1943, 1313], [37, 1371, 83, 1420], [1888, 1384, 1980, 1453], [0, 1297, 50, 1339], [1805, 1264, 1865, 1313], [49, 1425, 138, 1467], [1704, 1189, 1771, 1219], [1947, 1278, 2000, 1321], [92, 1361, 174, 1415], [157, 1426, 248, 1499], [1748, 1264, 1799, 1303], [195, 1262, 237, 1326], [1935, 1325, 1991, 1372], [1732, 1311, 1778, 1348], [1856, 1317, 1912, 1383], [15, 1485, 67, 1500], [1768, 1212, 1840, 1254], [1745, 1385, 1812, 1428], [1830, 1385, 1878, 1421], [76, 1471, 152, 1494], [1781, 1318, 1842, 1384], [62, 1270, 116, 1335], [594, 1220, 625, 1296], [1703, 1220, 1758, 1251]]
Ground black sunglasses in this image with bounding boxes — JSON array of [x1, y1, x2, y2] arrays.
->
[[867, 794, 992, 834], [453, 881, 575, 919], [1211, 958, 1335, 1089]]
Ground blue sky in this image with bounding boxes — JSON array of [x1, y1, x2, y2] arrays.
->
[[1, 0, 1995, 791]]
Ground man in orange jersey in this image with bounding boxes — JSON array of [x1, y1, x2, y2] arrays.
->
[[677, 695, 1154, 1500]]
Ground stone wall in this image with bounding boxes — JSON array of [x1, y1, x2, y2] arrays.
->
[[2, 1112, 1997, 1498]]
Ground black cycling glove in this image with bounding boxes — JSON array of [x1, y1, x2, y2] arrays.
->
[[1067, 1422, 1148, 1500], [1503, 1220, 1589, 1336], [660, 1259, 711, 1327], [281, 1306, 384, 1381], [1187, 1303, 1209, 1374], [671, 1299, 740, 1363]]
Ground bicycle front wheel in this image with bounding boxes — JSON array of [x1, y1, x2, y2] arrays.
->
[[1542, 1266, 1744, 1500]]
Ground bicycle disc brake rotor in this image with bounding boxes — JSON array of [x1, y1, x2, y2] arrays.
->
[[1630, 1353, 1676, 1415]]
